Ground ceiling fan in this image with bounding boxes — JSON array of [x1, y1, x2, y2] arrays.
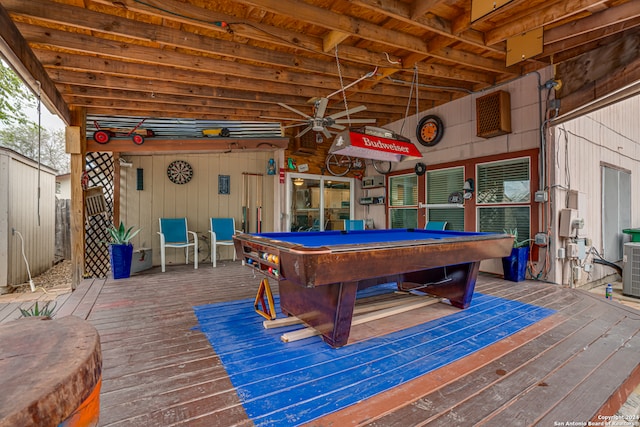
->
[[262, 97, 377, 139]]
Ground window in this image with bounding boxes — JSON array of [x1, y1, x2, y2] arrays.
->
[[388, 174, 418, 228], [477, 158, 531, 239], [426, 167, 464, 230]]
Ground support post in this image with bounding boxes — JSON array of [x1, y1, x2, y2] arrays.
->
[[66, 108, 86, 290]]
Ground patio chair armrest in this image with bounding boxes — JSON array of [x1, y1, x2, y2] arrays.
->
[[157, 231, 165, 245], [187, 230, 198, 243]]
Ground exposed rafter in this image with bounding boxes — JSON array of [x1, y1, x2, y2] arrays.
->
[[0, 0, 637, 127]]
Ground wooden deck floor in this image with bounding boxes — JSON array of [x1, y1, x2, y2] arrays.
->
[[2, 262, 640, 426]]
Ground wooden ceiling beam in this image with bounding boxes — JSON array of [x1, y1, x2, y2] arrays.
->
[[352, 0, 503, 54], [484, 0, 609, 46], [544, 2, 640, 44], [47, 63, 441, 112], [323, 31, 350, 53], [5, 5, 370, 81], [0, 3, 69, 124], [35, 44, 453, 103], [411, 0, 444, 20], [90, 0, 321, 53], [542, 18, 640, 59], [238, 0, 514, 74], [88, 0, 413, 70], [59, 83, 417, 117], [18, 24, 377, 94], [556, 30, 640, 98]]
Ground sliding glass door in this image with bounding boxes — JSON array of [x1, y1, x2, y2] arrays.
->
[[287, 173, 354, 232]]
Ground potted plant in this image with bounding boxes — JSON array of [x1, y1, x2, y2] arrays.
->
[[502, 229, 532, 282], [107, 221, 141, 279]]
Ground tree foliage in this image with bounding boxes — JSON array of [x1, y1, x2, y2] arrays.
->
[[0, 61, 69, 172], [0, 61, 34, 127], [0, 123, 69, 173]]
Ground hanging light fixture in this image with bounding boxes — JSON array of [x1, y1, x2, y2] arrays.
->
[[293, 178, 305, 186], [329, 126, 423, 162]]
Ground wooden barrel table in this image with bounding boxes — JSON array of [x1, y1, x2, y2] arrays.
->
[[0, 316, 102, 427]]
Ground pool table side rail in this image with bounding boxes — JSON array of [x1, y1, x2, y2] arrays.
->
[[233, 232, 515, 288]]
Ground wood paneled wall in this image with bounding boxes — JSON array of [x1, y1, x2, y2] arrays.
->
[[119, 152, 276, 267]]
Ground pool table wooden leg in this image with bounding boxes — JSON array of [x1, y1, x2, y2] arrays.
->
[[399, 261, 480, 309], [279, 279, 358, 348]]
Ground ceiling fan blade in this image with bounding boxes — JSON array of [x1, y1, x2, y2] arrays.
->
[[328, 105, 367, 120], [328, 123, 346, 130], [283, 123, 309, 129], [278, 103, 312, 119], [296, 126, 313, 138], [334, 118, 377, 124], [260, 115, 309, 122], [314, 98, 329, 118], [321, 127, 332, 139]]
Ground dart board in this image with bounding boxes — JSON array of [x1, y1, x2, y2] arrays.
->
[[167, 160, 193, 184]]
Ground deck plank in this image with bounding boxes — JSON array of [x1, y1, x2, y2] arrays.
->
[[2, 263, 638, 427], [54, 278, 100, 318], [319, 288, 590, 426], [0, 302, 22, 323]]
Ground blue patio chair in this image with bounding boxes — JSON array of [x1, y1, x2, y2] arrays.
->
[[158, 218, 198, 273], [425, 221, 447, 231], [345, 219, 365, 231], [306, 218, 330, 231], [210, 218, 238, 267]]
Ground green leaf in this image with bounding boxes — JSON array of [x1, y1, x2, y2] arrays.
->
[[106, 221, 141, 244]]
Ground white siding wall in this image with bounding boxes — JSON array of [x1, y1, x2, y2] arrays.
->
[[119, 151, 278, 267], [0, 149, 56, 287], [550, 95, 640, 286], [56, 174, 71, 199]]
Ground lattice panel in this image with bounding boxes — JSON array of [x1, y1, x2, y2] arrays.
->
[[85, 152, 114, 278]]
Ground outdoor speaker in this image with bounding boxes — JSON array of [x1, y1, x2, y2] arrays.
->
[[476, 90, 511, 138]]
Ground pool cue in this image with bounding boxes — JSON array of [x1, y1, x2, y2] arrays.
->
[[242, 172, 248, 232], [257, 174, 263, 233]]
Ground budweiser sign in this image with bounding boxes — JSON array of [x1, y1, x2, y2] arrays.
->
[[329, 128, 422, 162]]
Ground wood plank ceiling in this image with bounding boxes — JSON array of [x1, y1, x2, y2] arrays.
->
[[0, 0, 639, 138]]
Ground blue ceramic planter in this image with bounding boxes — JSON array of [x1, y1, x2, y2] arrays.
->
[[502, 246, 529, 282], [109, 244, 133, 279]]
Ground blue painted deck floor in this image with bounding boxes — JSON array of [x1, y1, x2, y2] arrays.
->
[[193, 286, 555, 427]]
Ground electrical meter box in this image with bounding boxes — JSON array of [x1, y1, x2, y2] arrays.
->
[[362, 175, 384, 189]]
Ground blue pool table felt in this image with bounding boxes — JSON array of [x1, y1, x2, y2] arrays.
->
[[193, 284, 555, 426], [252, 228, 492, 248]]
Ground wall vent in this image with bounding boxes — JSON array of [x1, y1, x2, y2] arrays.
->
[[476, 90, 511, 138], [291, 133, 317, 154]]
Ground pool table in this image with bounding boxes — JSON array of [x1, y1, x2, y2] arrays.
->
[[233, 228, 514, 348]]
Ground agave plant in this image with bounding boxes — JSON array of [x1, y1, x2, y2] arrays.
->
[[505, 228, 532, 248], [20, 301, 56, 318], [107, 221, 141, 245]]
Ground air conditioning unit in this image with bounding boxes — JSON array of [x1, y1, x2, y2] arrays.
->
[[623, 243, 640, 297]]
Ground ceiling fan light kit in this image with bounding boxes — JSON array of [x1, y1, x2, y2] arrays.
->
[[266, 98, 376, 139]]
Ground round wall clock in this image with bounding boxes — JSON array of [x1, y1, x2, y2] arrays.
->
[[167, 160, 193, 184], [416, 115, 444, 147]]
